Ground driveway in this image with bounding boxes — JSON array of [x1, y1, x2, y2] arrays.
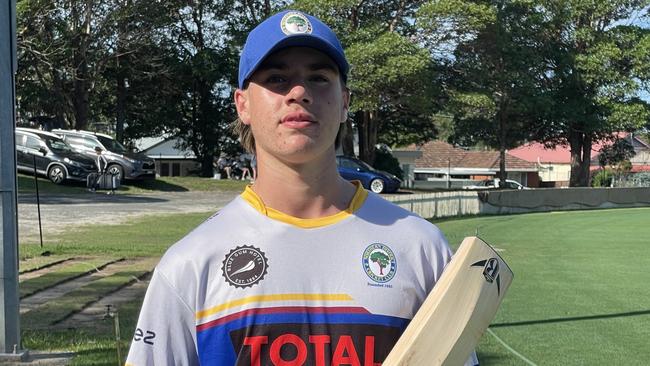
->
[[17, 190, 240, 243]]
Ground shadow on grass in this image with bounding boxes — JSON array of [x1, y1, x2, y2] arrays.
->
[[127, 179, 189, 192], [492, 309, 650, 328]]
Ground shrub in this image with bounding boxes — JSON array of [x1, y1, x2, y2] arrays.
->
[[373, 147, 404, 180], [629, 172, 650, 187], [591, 170, 613, 187]]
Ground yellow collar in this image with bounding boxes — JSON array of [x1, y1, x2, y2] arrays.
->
[[240, 181, 367, 229]]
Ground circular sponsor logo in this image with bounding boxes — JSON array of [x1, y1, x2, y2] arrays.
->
[[222, 245, 268, 288], [280, 12, 313, 35], [362, 243, 397, 283]]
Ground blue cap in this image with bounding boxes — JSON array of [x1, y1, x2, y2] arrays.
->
[[238, 10, 349, 89]]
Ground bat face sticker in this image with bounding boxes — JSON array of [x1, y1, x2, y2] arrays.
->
[[482, 258, 499, 283], [471, 257, 503, 296]]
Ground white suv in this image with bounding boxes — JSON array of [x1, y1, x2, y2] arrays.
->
[[52, 129, 156, 182]]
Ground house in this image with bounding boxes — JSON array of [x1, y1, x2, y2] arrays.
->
[[509, 132, 650, 187], [395, 141, 539, 188], [135, 137, 200, 177]]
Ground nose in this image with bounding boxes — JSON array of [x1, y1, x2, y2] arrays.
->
[[285, 82, 312, 105]]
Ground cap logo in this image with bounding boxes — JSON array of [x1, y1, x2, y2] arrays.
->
[[281, 12, 312, 35]]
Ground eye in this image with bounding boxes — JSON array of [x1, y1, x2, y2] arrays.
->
[[265, 75, 287, 84], [310, 74, 330, 83]]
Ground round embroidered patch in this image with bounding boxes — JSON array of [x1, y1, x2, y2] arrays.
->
[[362, 243, 397, 283], [222, 245, 269, 288], [281, 11, 313, 35]]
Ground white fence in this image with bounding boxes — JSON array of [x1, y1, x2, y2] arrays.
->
[[384, 187, 650, 219]]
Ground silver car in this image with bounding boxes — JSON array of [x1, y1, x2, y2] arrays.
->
[[52, 129, 156, 182]]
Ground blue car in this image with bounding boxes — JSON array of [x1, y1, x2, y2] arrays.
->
[[336, 155, 402, 193]]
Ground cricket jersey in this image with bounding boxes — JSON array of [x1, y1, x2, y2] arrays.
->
[[125, 182, 479, 366]]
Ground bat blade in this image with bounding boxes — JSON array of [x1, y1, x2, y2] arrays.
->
[[383, 236, 514, 366]]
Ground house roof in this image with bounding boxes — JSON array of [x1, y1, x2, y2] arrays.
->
[[400, 140, 537, 172], [509, 132, 650, 164]]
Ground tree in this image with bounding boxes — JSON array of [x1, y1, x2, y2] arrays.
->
[[536, 0, 650, 186], [419, 0, 550, 183], [370, 251, 390, 275], [17, 0, 119, 130], [293, 0, 440, 164]]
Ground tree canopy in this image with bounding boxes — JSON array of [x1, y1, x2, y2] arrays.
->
[[15, 0, 650, 184]]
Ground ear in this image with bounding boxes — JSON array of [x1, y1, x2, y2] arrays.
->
[[234, 89, 251, 125], [340, 87, 350, 124]]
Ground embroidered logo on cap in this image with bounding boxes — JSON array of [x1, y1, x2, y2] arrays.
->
[[281, 12, 313, 35]]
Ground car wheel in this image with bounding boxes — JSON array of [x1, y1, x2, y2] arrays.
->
[[107, 164, 124, 182], [48, 165, 66, 184], [370, 178, 385, 194]]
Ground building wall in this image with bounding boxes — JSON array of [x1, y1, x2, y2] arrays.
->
[[155, 160, 201, 177], [537, 163, 571, 185]]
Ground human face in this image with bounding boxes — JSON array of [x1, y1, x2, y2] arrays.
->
[[234, 47, 349, 165]]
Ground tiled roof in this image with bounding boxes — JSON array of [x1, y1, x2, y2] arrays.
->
[[402, 141, 536, 171]]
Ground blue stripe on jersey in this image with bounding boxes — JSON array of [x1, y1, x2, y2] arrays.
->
[[196, 312, 410, 365]]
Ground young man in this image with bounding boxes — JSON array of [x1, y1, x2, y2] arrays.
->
[[126, 10, 478, 366]]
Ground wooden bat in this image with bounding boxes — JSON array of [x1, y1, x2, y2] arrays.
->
[[383, 236, 514, 366]]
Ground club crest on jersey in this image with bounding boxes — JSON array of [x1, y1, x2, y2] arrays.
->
[[281, 12, 313, 35], [222, 245, 268, 288], [362, 243, 397, 284]]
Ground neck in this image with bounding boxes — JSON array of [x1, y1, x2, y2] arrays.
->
[[251, 150, 356, 219]]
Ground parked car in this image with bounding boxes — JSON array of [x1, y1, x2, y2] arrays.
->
[[464, 178, 530, 190], [52, 129, 156, 182], [336, 155, 402, 193], [15, 128, 97, 184]]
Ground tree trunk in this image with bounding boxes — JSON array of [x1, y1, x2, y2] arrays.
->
[[71, 0, 92, 131], [116, 61, 126, 142], [568, 129, 593, 187], [357, 110, 378, 164], [341, 119, 355, 157]]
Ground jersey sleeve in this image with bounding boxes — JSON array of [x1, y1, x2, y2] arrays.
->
[[125, 269, 199, 366]]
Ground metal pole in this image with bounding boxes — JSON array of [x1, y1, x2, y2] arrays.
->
[[31, 156, 43, 248], [114, 310, 122, 366], [0, 0, 23, 357]]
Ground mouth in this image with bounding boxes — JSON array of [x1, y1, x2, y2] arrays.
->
[[281, 112, 317, 129]]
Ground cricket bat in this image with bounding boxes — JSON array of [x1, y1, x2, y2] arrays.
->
[[383, 236, 513, 366]]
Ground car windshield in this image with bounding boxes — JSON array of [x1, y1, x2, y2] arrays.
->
[[44, 137, 74, 153], [97, 135, 128, 154]]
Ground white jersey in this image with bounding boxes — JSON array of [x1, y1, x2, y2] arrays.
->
[[126, 183, 479, 366]]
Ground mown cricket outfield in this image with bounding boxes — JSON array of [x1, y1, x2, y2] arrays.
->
[[435, 207, 650, 365]]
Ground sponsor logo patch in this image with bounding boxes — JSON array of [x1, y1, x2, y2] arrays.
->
[[222, 245, 268, 288], [362, 243, 397, 284], [281, 11, 313, 35]]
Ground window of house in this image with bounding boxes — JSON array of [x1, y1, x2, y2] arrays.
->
[[172, 163, 181, 176], [160, 163, 170, 176]]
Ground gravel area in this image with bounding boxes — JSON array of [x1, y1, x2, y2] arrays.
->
[[17, 190, 239, 243]]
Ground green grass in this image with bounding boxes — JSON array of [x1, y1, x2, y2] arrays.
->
[[434, 207, 650, 365], [20, 207, 650, 365], [17, 174, 88, 194], [19, 258, 121, 298], [17, 173, 248, 195], [23, 269, 151, 329], [19, 255, 74, 274], [20, 212, 213, 258]]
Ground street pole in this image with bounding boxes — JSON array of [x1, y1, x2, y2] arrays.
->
[[0, 0, 26, 359]]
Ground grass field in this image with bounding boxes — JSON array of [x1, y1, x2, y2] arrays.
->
[[434, 207, 650, 365], [19, 207, 650, 365], [17, 173, 248, 195]]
